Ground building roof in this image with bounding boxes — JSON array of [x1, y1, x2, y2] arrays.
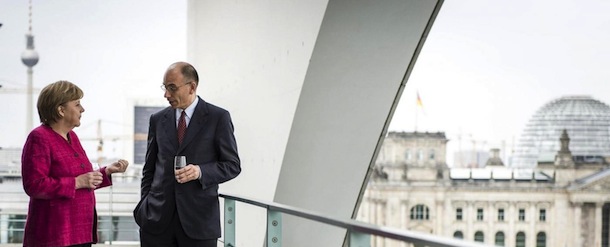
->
[[512, 96, 610, 168], [568, 167, 610, 191], [449, 167, 551, 181], [387, 131, 447, 139]]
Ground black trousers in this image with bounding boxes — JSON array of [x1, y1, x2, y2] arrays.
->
[[140, 211, 217, 247]]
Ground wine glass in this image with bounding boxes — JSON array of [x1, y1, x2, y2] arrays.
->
[[174, 156, 187, 170]]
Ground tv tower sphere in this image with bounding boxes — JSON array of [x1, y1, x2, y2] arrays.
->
[[21, 32, 39, 67]]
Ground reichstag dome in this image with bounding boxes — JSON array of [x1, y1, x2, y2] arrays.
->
[[511, 95, 610, 167]]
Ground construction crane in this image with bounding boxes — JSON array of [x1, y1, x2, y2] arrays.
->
[[80, 119, 131, 166], [1, 83, 42, 136], [0, 87, 41, 94], [0, 84, 41, 94]]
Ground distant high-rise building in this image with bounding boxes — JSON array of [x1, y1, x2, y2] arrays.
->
[[133, 106, 165, 164], [452, 149, 489, 168]]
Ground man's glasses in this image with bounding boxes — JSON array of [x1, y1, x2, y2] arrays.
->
[[161, 81, 192, 93]]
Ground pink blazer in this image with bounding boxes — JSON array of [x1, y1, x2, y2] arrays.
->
[[21, 125, 112, 247]]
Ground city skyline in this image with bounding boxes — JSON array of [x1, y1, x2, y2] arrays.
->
[[1, 1, 609, 166]]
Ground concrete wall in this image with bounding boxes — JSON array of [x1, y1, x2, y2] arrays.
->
[[187, 0, 442, 245]]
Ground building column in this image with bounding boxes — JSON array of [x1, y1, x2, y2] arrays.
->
[[467, 202, 474, 242], [507, 202, 516, 247], [387, 198, 397, 228], [436, 199, 443, 236], [400, 199, 409, 247], [375, 200, 384, 247], [487, 201, 493, 246], [529, 203, 536, 247], [369, 200, 377, 246], [443, 198, 452, 237], [574, 202, 583, 247], [596, 203, 602, 247], [604, 203, 610, 247], [400, 200, 407, 230]]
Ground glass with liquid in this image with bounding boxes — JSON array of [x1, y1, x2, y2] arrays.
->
[[174, 156, 187, 170]]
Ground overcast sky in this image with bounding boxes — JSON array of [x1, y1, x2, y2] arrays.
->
[[388, 0, 610, 163], [0, 0, 187, 158], [1, 0, 609, 166]]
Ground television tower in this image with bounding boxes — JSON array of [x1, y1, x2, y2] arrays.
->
[[21, 0, 39, 134]]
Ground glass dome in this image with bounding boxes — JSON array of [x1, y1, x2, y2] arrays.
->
[[511, 95, 610, 167]]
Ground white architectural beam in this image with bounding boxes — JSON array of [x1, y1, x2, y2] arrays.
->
[[275, 0, 443, 246], [187, 0, 442, 245]]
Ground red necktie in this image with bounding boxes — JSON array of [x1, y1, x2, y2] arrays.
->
[[177, 110, 186, 145]]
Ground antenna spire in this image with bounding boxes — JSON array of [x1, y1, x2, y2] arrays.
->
[[28, 0, 33, 32], [21, 0, 39, 134]]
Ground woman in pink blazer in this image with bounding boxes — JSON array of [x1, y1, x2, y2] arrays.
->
[[21, 80, 129, 247]]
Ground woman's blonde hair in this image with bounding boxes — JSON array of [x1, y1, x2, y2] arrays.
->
[[37, 80, 83, 125]]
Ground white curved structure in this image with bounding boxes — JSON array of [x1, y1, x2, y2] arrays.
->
[[187, 0, 443, 246]]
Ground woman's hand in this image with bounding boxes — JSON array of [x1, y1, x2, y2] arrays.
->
[[75, 171, 103, 189], [105, 159, 129, 174]]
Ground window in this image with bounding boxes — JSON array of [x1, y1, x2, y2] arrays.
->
[[410, 204, 429, 220], [477, 208, 484, 221], [7, 214, 26, 243], [495, 232, 505, 247], [539, 209, 546, 222], [405, 149, 412, 160], [97, 215, 140, 243], [417, 149, 424, 160], [498, 208, 505, 221], [474, 231, 484, 243], [456, 208, 463, 221], [536, 232, 546, 247], [518, 208, 525, 221], [454, 231, 464, 239], [429, 149, 435, 160], [516, 232, 526, 247]]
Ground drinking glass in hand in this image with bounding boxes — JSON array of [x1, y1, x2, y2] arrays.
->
[[174, 156, 187, 170]]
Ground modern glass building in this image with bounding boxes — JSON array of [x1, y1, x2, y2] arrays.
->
[[512, 96, 610, 167]]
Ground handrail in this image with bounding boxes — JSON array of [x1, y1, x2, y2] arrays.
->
[[0, 185, 492, 246], [220, 193, 492, 247]]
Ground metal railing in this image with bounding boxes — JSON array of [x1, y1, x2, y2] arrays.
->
[[221, 193, 491, 247], [0, 175, 141, 245], [1, 176, 491, 246]]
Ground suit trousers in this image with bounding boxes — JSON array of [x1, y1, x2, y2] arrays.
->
[[140, 210, 217, 247]]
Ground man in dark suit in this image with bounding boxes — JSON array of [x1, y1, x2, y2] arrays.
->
[[134, 61, 241, 247]]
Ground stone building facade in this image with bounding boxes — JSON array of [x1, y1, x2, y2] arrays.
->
[[358, 131, 610, 247]]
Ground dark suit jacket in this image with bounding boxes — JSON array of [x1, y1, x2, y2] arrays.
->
[[134, 97, 241, 239]]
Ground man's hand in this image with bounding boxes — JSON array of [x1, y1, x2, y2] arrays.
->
[[106, 159, 129, 174], [175, 164, 201, 183]]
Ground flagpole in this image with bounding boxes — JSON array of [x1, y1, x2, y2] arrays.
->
[[415, 101, 418, 132], [415, 91, 422, 132]]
